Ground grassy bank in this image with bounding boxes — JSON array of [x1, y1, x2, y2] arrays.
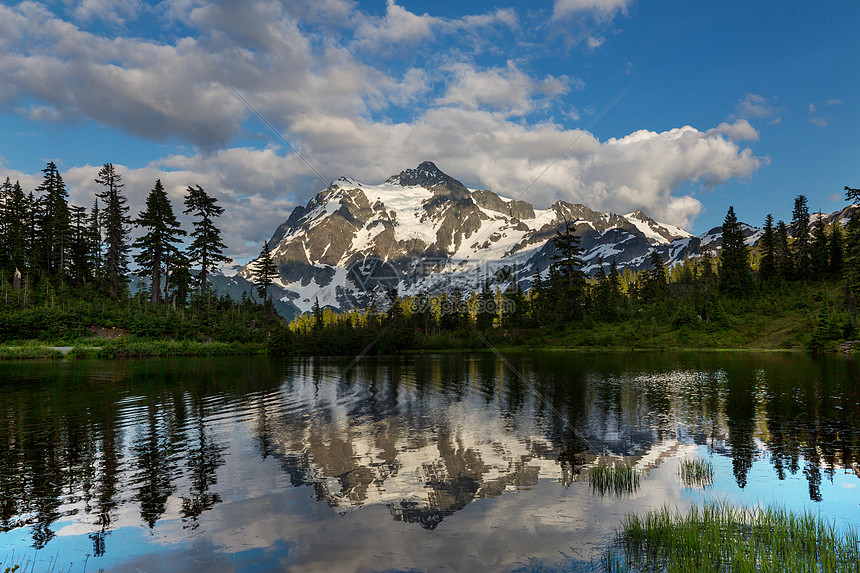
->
[[0, 339, 267, 360], [602, 502, 860, 572], [0, 346, 63, 360]]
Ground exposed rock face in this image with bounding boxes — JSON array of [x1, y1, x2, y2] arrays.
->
[[239, 161, 708, 313]]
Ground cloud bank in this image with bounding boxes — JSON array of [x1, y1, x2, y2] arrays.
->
[[0, 0, 765, 263]]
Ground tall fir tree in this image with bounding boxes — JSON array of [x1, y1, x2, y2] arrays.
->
[[6, 181, 27, 273], [133, 179, 186, 306], [844, 188, 860, 325], [183, 185, 230, 296], [477, 278, 496, 330], [640, 251, 668, 305], [35, 162, 71, 277], [844, 189, 860, 298], [88, 199, 102, 282], [25, 191, 39, 274], [252, 241, 278, 304], [501, 281, 527, 329], [776, 220, 792, 281], [95, 163, 131, 299], [697, 249, 718, 323], [759, 214, 778, 284], [312, 296, 323, 331], [809, 213, 829, 280], [592, 257, 622, 321], [593, 257, 611, 319], [829, 222, 844, 276], [0, 177, 11, 271], [550, 219, 587, 321], [791, 195, 811, 280], [719, 206, 752, 297], [68, 204, 91, 285], [166, 248, 192, 308], [607, 257, 623, 319]]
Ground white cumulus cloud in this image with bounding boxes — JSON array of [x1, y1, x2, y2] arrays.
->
[[438, 61, 573, 116], [553, 0, 632, 21], [0, 0, 765, 263], [706, 119, 759, 141]]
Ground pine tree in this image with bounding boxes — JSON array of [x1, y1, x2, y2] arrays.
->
[[88, 199, 102, 282], [550, 219, 587, 321], [166, 249, 192, 308], [312, 296, 323, 331], [95, 163, 131, 299], [791, 195, 811, 280], [6, 181, 27, 273], [593, 257, 623, 320], [545, 263, 567, 324], [697, 249, 718, 323], [810, 213, 829, 280], [719, 206, 752, 297], [776, 220, 792, 281], [0, 177, 11, 271], [593, 257, 611, 319], [183, 185, 230, 296], [35, 162, 71, 277], [759, 214, 778, 284], [502, 281, 526, 329], [843, 189, 860, 308], [252, 241, 278, 304], [25, 191, 39, 274], [385, 287, 404, 326], [607, 257, 623, 319], [641, 251, 668, 305], [477, 278, 496, 330], [68, 204, 91, 285], [133, 179, 186, 306], [829, 222, 844, 276]]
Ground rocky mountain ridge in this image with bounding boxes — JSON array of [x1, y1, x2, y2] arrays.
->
[[236, 161, 854, 317], [238, 161, 696, 315]]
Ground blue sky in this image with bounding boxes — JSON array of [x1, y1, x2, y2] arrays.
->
[[0, 0, 857, 263]]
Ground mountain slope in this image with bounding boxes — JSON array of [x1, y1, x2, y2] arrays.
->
[[240, 161, 701, 313]]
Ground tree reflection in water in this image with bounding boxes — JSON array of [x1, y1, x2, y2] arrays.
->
[[0, 353, 856, 556]]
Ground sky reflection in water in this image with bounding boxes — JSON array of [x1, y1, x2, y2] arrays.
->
[[0, 352, 857, 572]]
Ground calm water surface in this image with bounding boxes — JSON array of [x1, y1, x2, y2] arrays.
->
[[0, 352, 858, 572]]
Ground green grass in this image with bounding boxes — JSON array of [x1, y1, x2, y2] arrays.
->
[[0, 346, 62, 360], [0, 339, 267, 360], [679, 456, 714, 489], [589, 462, 640, 496], [601, 502, 860, 572], [75, 339, 267, 358]]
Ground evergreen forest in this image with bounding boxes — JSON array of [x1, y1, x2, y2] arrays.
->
[[1, 162, 858, 357], [0, 162, 280, 351], [274, 189, 860, 356]]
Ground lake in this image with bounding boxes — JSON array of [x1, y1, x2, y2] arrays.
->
[[0, 352, 858, 572]]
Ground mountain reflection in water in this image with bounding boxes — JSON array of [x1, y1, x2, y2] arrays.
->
[[0, 353, 857, 571]]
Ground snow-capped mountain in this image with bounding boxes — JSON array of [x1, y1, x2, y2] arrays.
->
[[239, 161, 708, 314]]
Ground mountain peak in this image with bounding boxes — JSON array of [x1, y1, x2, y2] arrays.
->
[[385, 161, 470, 200]]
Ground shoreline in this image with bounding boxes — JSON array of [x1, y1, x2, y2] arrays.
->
[[0, 340, 268, 360], [1, 340, 852, 361]]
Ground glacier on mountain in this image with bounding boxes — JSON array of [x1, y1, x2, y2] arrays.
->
[[238, 161, 738, 315]]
